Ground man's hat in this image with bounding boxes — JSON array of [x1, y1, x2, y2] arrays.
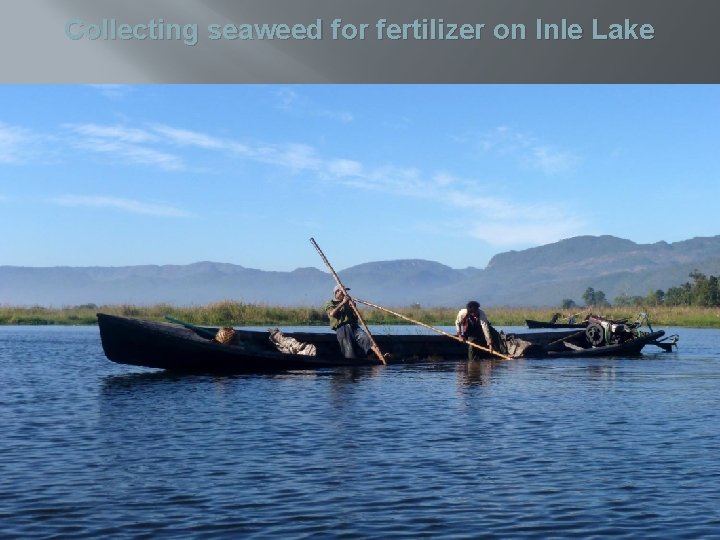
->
[[333, 284, 350, 294]]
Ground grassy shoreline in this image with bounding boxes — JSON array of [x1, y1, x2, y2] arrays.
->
[[1, 301, 720, 328]]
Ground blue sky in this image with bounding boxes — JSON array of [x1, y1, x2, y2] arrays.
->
[[1, 85, 718, 271]]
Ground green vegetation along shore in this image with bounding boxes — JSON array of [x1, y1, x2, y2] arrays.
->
[[1, 301, 720, 328]]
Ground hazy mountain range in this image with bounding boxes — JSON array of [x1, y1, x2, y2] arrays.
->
[[2, 235, 720, 308]]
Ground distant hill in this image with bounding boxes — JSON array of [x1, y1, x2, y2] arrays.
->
[[2, 235, 720, 307]]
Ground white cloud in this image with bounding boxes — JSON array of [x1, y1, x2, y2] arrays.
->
[[150, 124, 253, 156], [432, 173, 457, 187], [273, 88, 354, 123], [324, 166, 586, 247], [477, 125, 532, 154], [65, 124, 184, 171], [151, 125, 227, 150], [66, 122, 329, 172], [51, 195, 192, 217], [69, 124, 158, 144], [235, 141, 323, 171], [327, 159, 363, 177], [89, 85, 135, 99], [116, 145, 185, 171], [318, 109, 354, 123], [53, 120, 585, 247], [274, 88, 299, 110], [0, 123, 30, 163], [443, 191, 516, 217], [442, 184, 585, 246], [469, 219, 584, 246], [527, 146, 578, 175], [80, 139, 183, 171], [336, 165, 424, 194], [271, 143, 322, 170], [473, 126, 579, 175]]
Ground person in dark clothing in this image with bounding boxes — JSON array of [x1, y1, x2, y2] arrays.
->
[[456, 300, 496, 361], [324, 285, 373, 359]]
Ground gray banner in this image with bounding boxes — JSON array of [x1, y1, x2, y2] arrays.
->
[[1, 0, 718, 82]]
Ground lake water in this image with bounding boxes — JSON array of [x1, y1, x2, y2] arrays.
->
[[2, 324, 720, 538]]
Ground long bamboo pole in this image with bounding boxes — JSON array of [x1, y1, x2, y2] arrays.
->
[[355, 298, 514, 361], [309, 238, 386, 365]]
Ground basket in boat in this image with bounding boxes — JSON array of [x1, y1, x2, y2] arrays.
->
[[214, 327, 236, 345]]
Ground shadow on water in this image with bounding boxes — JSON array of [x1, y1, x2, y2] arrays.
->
[[97, 360, 503, 424], [100, 342, 687, 402], [98, 348, 688, 420], [100, 364, 391, 396]]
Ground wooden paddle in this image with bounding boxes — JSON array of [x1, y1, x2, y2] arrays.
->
[[546, 329, 586, 347], [354, 298, 514, 361], [309, 238, 386, 365]]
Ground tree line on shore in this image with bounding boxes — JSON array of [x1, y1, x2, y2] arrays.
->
[[564, 270, 720, 309]]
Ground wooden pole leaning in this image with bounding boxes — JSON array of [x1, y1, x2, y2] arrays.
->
[[546, 329, 586, 347], [309, 238, 386, 365], [355, 298, 514, 361]]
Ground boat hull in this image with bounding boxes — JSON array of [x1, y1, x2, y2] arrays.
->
[[543, 330, 666, 357], [97, 314, 667, 373], [526, 319, 588, 329], [97, 313, 477, 372]]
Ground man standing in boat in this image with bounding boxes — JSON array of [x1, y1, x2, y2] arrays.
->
[[455, 300, 495, 361], [325, 285, 374, 359]]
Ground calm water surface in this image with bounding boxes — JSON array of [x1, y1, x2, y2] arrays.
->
[[1, 325, 720, 538]]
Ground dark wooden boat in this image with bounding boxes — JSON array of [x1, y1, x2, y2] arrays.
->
[[526, 313, 589, 329], [526, 319, 588, 329], [539, 329, 670, 357], [97, 313, 675, 373]]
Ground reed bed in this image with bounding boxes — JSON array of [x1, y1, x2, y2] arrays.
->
[[1, 302, 720, 328]]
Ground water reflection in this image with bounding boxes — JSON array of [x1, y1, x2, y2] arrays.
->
[[100, 365, 389, 396], [456, 359, 494, 387], [585, 364, 617, 382], [102, 370, 194, 390]]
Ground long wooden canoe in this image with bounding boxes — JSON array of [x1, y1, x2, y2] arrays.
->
[[97, 313, 671, 373], [526, 319, 588, 329]]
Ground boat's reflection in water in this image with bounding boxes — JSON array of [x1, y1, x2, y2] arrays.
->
[[456, 359, 495, 387]]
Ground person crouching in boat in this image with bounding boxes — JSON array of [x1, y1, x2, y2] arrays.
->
[[456, 300, 495, 361], [325, 285, 374, 359]]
